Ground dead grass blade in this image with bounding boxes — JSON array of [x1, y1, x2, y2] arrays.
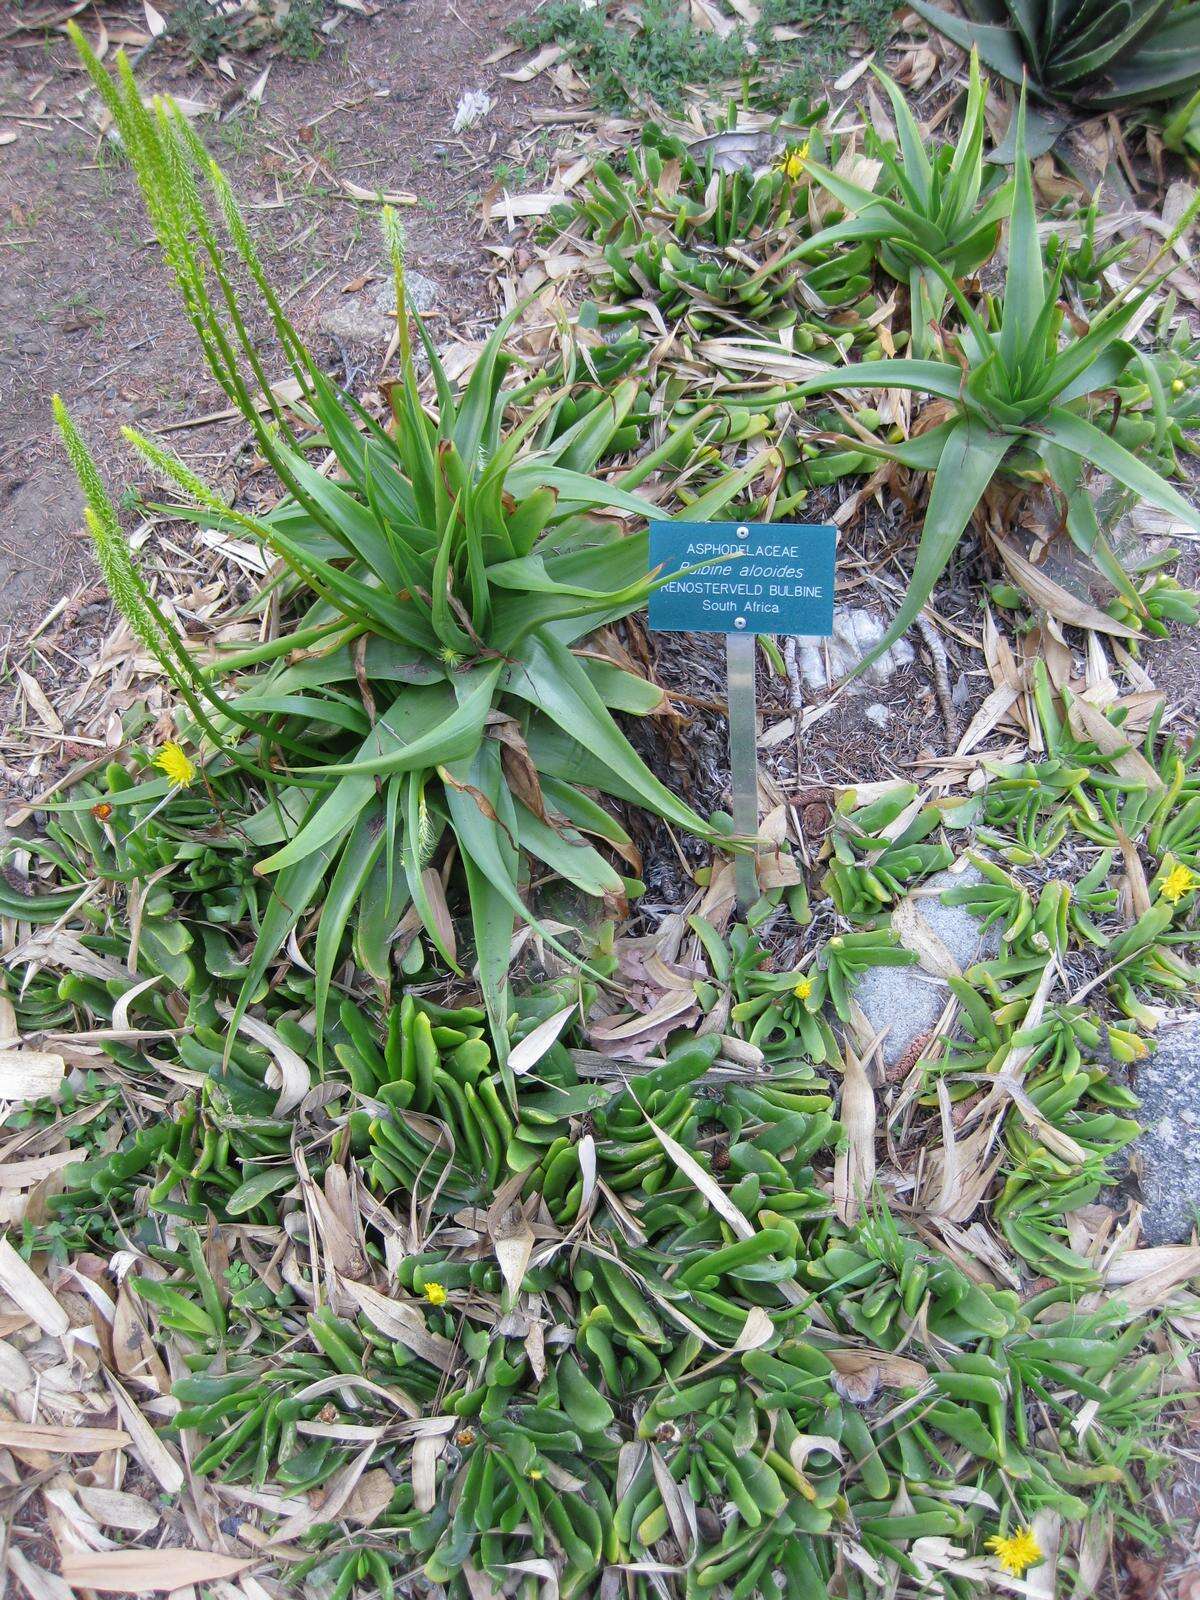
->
[[833, 1043, 875, 1226], [59, 1550, 254, 1591]]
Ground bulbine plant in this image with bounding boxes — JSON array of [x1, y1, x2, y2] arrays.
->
[[54, 32, 766, 1050], [757, 98, 1200, 680], [802, 54, 1012, 356], [549, 105, 875, 342]]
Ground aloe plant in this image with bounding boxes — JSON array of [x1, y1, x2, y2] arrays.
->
[[800, 53, 1012, 355], [760, 97, 1200, 681], [56, 32, 772, 1051], [912, 0, 1200, 152]]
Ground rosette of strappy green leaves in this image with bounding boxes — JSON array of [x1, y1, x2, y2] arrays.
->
[[341, 992, 516, 1208], [1101, 901, 1200, 1027], [49, 1008, 311, 1243], [2, 757, 262, 963], [929, 961, 1144, 1281], [344, 1006, 717, 1224], [801, 53, 1012, 356], [681, 916, 919, 1059], [668, 396, 888, 522], [822, 783, 955, 922], [761, 96, 1200, 682], [511, 1036, 722, 1225], [1107, 567, 1200, 642], [1065, 701, 1200, 869], [798, 1195, 1022, 1346], [549, 112, 872, 337], [687, 916, 839, 1064], [62, 32, 775, 1054], [910, 0, 1200, 136]]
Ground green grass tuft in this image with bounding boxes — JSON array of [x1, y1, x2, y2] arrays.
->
[[511, 0, 896, 112]]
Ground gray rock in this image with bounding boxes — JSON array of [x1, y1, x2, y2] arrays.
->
[[1134, 1014, 1200, 1245], [852, 867, 997, 1070], [796, 608, 914, 695], [911, 867, 1000, 967], [852, 963, 950, 1070], [317, 272, 438, 347], [864, 703, 890, 727]]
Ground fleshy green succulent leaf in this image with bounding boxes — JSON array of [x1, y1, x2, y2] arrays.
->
[[846, 416, 1012, 683], [1036, 408, 1200, 530], [998, 92, 1046, 381]]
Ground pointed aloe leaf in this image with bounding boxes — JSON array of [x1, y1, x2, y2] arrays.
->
[[539, 776, 635, 853], [1037, 440, 1143, 612], [515, 802, 625, 898], [942, 50, 989, 223], [1004, 0, 1044, 71], [1033, 339, 1136, 410], [873, 65, 934, 207], [793, 358, 968, 404], [502, 633, 714, 837], [581, 658, 664, 715], [313, 803, 386, 1049], [257, 675, 494, 873], [459, 847, 514, 1065], [848, 416, 1013, 683], [504, 463, 662, 519], [803, 160, 941, 253], [549, 378, 640, 474], [274, 445, 406, 591], [229, 834, 345, 1060], [998, 93, 1045, 381], [441, 745, 591, 1026], [451, 299, 525, 464], [908, 0, 1032, 85], [1104, 8, 1200, 104], [1037, 408, 1200, 530]]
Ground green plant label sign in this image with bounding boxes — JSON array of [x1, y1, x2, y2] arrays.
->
[[649, 521, 836, 636]]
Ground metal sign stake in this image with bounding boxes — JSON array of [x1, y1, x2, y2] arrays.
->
[[726, 626, 760, 912], [647, 517, 837, 922]]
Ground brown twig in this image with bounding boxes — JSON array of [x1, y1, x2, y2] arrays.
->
[[915, 612, 957, 749]]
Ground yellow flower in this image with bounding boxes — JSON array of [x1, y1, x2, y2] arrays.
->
[[422, 1281, 448, 1306], [527, 1467, 543, 1481], [792, 976, 814, 1001], [777, 141, 809, 182], [1160, 863, 1198, 905], [1172, 377, 1186, 394], [155, 741, 196, 788], [986, 1527, 1043, 1577]]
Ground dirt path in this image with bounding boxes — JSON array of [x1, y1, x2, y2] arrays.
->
[[0, 0, 542, 640]]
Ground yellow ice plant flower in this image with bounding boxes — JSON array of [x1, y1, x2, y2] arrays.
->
[[777, 141, 809, 182], [792, 975, 814, 1001], [985, 1527, 1043, 1577], [155, 740, 196, 788], [1161, 863, 1198, 904], [423, 1281, 448, 1306]]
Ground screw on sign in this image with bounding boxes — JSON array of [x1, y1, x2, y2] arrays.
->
[[649, 521, 837, 910]]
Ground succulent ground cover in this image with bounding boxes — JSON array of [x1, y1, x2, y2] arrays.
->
[[2, 15, 1200, 1600]]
